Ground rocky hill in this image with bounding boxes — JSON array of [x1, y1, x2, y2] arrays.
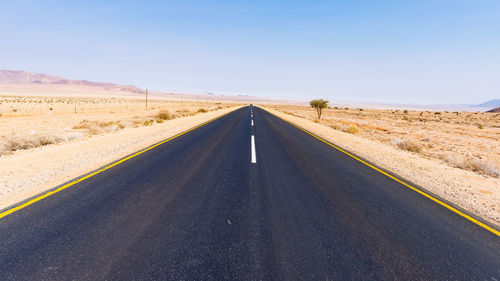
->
[[0, 69, 145, 94]]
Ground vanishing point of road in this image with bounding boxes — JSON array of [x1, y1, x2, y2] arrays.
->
[[0, 106, 499, 280]]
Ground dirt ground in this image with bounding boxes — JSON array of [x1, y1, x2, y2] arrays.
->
[[0, 96, 236, 156], [269, 104, 500, 178], [261, 105, 500, 227], [0, 95, 241, 210]]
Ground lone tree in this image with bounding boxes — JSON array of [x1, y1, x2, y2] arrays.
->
[[310, 99, 329, 119]]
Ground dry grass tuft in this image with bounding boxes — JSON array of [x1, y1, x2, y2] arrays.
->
[[156, 110, 172, 120], [445, 154, 499, 178], [344, 125, 360, 134], [197, 108, 207, 113], [72, 120, 124, 135], [3, 134, 63, 152], [392, 138, 422, 153]]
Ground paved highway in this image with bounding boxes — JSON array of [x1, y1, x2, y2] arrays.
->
[[0, 106, 499, 280]]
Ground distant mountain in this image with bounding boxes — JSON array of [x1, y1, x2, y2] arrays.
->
[[487, 107, 500, 113], [476, 99, 500, 108], [0, 69, 63, 84], [0, 69, 145, 94], [0, 69, 287, 102]]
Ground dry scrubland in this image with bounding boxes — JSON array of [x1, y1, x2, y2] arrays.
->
[[0, 96, 231, 155], [0, 95, 240, 209], [263, 105, 500, 227]]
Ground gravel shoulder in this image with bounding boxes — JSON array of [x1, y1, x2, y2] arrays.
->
[[0, 106, 241, 210], [261, 106, 500, 228]]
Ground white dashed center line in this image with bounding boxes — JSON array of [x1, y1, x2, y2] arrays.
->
[[251, 135, 257, 163]]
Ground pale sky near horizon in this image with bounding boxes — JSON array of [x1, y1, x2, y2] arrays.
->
[[1, 0, 499, 104]]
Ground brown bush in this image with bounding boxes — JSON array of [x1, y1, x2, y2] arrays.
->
[[72, 120, 120, 135], [445, 154, 499, 178], [392, 139, 422, 153], [156, 110, 172, 120], [344, 125, 359, 134], [4, 135, 63, 152]]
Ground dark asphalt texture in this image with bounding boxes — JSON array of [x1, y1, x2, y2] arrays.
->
[[0, 106, 499, 280]]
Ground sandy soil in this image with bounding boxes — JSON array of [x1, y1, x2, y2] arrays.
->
[[261, 105, 500, 227], [269, 105, 500, 177], [0, 96, 241, 210]]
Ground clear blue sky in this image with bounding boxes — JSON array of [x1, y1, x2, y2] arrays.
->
[[1, 0, 499, 104]]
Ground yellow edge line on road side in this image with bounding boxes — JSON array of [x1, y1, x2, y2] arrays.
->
[[268, 110, 500, 237], [0, 108, 239, 220]]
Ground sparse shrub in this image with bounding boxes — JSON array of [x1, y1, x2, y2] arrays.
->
[[72, 120, 91, 130], [49, 107, 53, 111], [344, 125, 359, 134], [476, 123, 483, 129], [72, 120, 118, 135], [100, 121, 114, 127], [156, 119, 164, 123], [87, 126, 102, 135], [143, 120, 153, 126], [157, 110, 172, 120], [392, 138, 422, 153], [132, 120, 143, 127], [12, 109, 17, 112], [37, 135, 60, 146], [403, 110, 408, 114], [197, 108, 207, 113], [402, 116, 409, 121], [4, 134, 63, 152], [445, 154, 499, 178]]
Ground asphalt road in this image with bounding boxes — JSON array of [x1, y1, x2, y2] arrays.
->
[[0, 106, 499, 280]]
